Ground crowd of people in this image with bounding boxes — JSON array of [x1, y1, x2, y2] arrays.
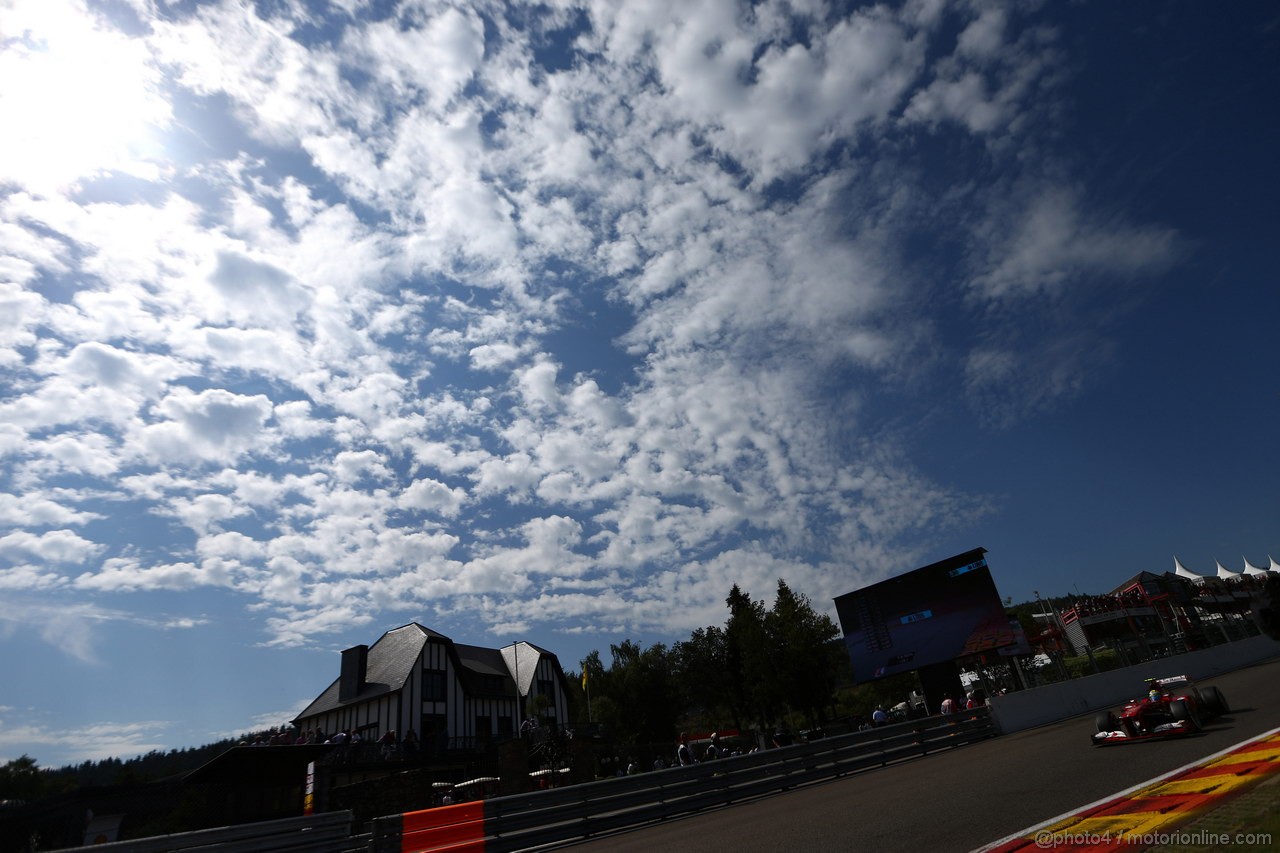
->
[[243, 726, 421, 759]]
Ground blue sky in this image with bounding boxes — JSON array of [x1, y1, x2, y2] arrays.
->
[[1, 0, 1276, 766]]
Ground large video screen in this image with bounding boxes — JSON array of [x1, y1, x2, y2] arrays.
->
[[834, 548, 1015, 683]]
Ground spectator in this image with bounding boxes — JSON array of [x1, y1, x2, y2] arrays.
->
[[402, 728, 419, 757], [871, 706, 889, 727], [379, 729, 398, 760], [676, 734, 696, 766]]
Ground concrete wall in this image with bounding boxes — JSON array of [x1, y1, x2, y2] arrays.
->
[[986, 634, 1280, 734]]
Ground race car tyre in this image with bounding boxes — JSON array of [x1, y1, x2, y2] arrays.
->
[[1095, 711, 1119, 733], [1204, 686, 1229, 716], [1170, 698, 1200, 731]]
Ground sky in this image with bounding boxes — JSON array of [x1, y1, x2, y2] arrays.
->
[[1, 0, 1277, 767]]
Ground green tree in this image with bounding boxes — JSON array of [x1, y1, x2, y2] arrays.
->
[[0, 755, 49, 802], [596, 640, 681, 747], [674, 625, 736, 729], [725, 584, 780, 731], [765, 580, 846, 730]]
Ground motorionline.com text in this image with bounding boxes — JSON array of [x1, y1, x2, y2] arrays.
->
[[1034, 829, 1273, 848]]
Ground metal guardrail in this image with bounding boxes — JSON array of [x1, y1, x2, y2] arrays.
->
[[372, 709, 997, 853], [41, 711, 995, 853], [46, 810, 357, 853]]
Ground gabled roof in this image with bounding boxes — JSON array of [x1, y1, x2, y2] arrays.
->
[[294, 623, 448, 722], [454, 642, 518, 697], [500, 640, 571, 697], [1109, 570, 1172, 595], [293, 624, 572, 725]]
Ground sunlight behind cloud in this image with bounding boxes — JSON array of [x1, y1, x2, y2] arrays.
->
[[0, 0, 172, 190]]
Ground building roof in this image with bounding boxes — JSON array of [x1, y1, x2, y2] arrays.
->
[[293, 624, 567, 723], [1216, 560, 1241, 580], [500, 640, 571, 697], [185, 744, 337, 786], [454, 642, 518, 698], [294, 623, 447, 722], [1108, 570, 1168, 595]]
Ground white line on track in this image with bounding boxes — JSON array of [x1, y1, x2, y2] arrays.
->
[[970, 724, 1280, 853]]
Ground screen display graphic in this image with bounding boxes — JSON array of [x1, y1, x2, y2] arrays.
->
[[834, 548, 1015, 682]]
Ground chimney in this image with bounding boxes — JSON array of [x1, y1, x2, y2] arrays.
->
[[339, 644, 368, 702]]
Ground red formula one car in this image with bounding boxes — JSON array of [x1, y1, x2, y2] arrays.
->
[[1092, 675, 1229, 745]]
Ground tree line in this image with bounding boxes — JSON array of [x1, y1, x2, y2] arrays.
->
[[0, 734, 269, 803], [570, 579, 855, 751]]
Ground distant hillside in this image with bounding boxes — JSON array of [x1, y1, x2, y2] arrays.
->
[[1, 729, 278, 801]]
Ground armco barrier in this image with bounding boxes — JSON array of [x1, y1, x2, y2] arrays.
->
[[373, 801, 486, 853], [47, 810, 357, 853], [371, 710, 997, 852], [987, 633, 1280, 734]]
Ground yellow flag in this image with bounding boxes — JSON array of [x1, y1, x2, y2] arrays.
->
[[581, 670, 588, 691]]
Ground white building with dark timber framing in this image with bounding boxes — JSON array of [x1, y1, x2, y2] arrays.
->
[[292, 623, 570, 752]]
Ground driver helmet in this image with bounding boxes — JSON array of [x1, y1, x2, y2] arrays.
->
[[1148, 689, 1161, 702]]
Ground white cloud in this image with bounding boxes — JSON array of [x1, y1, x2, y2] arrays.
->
[[0, 493, 101, 527], [0, 712, 172, 765], [333, 449, 392, 483], [349, 5, 486, 113], [0, 529, 103, 566], [140, 388, 275, 463], [0, 597, 199, 665], [73, 558, 215, 593], [972, 187, 1179, 298], [0, 0, 1185, 660], [399, 478, 467, 517]]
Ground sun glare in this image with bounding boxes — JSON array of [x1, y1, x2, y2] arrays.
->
[[0, 0, 172, 191]]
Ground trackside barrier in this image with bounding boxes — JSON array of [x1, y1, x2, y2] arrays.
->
[[47, 810, 356, 853], [370, 710, 997, 852], [371, 801, 486, 853]]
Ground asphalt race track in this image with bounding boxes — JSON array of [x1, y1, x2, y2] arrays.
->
[[564, 655, 1280, 853]]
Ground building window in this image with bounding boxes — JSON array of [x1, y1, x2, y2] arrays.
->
[[421, 714, 448, 751], [424, 668, 447, 702], [537, 678, 555, 708]]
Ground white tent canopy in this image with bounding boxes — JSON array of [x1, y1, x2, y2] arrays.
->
[[1216, 560, 1241, 580], [1173, 556, 1203, 582], [1243, 557, 1270, 576]]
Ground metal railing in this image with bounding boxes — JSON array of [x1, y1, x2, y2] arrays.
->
[[47, 810, 358, 853], [372, 709, 997, 852], [42, 711, 996, 853]]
